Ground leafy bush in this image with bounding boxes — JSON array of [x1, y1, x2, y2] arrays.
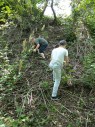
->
[[60, 17, 76, 42], [81, 51, 95, 88], [0, 38, 32, 87]]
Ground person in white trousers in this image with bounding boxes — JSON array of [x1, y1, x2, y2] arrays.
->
[[49, 40, 69, 100]]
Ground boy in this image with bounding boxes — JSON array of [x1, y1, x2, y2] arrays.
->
[[31, 37, 48, 59], [49, 40, 69, 100]]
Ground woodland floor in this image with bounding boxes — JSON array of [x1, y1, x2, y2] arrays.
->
[[0, 24, 95, 127]]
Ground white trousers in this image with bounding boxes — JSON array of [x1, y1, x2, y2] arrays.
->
[[49, 62, 62, 97]]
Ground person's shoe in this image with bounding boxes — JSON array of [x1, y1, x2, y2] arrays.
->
[[51, 96, 60, 100]]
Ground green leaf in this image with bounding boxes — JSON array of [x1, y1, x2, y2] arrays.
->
[[5, 6, 11, 14]]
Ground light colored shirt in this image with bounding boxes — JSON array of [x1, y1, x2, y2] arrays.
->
[[50, 47, 68, 67]]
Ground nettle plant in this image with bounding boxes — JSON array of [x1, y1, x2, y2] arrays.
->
[[82, 52, 95, 88], [0, 39, 32, 87], [0, 45, 19, 86]]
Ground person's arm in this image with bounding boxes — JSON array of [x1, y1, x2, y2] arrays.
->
[[64, 56, 69, 65], [64, 50, 69, 65], [35, 44, 40, 50], [34, 44, 40, 52]]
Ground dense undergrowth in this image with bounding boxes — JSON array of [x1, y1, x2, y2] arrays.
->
[[0, 0, 95, 127], [0, 20, 95, 127]]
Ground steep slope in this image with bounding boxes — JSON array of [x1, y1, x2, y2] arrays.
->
[[0, 23, 95, 127]]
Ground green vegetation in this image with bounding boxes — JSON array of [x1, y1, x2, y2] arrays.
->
[[0, 0, 95, 126]]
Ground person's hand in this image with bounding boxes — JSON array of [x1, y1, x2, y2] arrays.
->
[[33, 49, 36, 52], [67, 79, 72, 86]]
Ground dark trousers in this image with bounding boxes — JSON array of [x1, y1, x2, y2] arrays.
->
[[39, 44, 48, 53]]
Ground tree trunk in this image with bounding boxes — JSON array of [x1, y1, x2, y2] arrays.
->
[[41, 0, 48, 17], [51, 0, 57, 24]]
